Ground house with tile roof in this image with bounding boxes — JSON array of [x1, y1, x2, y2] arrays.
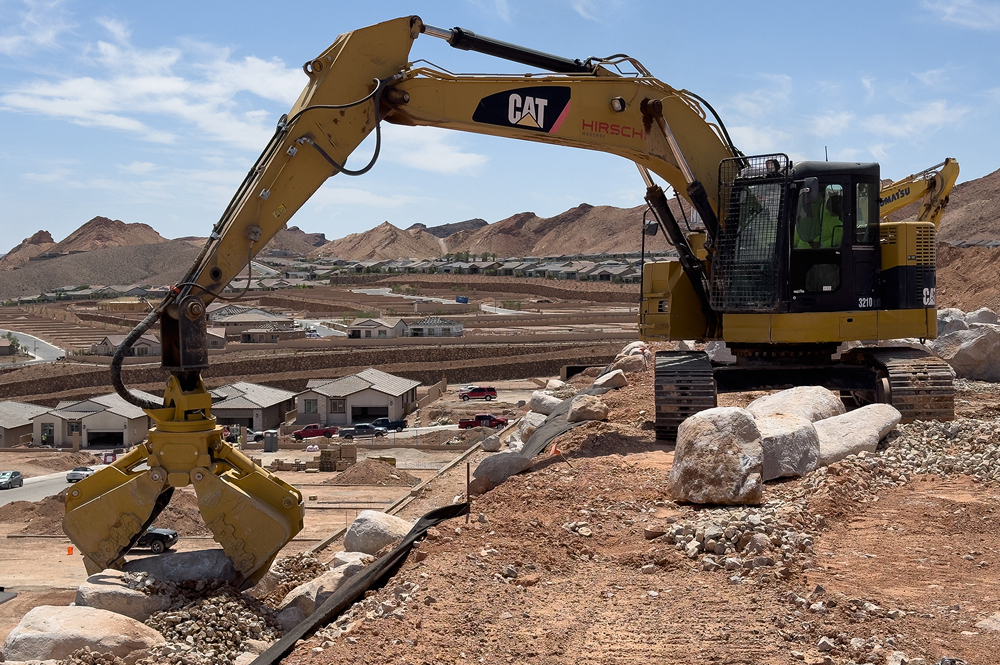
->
[[209, 382, 296, 431], [90, 334, 161, 357], [347, 317, 408, 340], [406, 317, 464, 338], [294, 368, 420, 426], [30, 391, 157, 447]]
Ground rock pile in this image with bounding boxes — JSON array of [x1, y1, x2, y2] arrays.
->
[[142, 582, 281, 665], [886, 418, 1000, 484]]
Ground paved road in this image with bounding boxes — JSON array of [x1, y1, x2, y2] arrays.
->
[[0, 465, 109, 507], [0, 328, 64, 365], [294, 318, 346, 338]]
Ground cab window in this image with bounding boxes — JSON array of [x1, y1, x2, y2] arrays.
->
[[794, 184, 844, 249], [855, 182, 874, 243]]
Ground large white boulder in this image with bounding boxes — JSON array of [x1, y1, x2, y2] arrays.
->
[[1, 605, 165, 662], [75, 570, 172, 622], [929, 327, 1000, 381], [473, 452, 533, 487], [815, 404, 901, 466], [278, 561, 365, 616], [966, 307, 999, 325], [122, 549, 238, 583], [343, 511, 413, 555], [611, 354, 647, 373], [746, 386, 846, 423], [481, 434, 502, 452], [518, 411, 548, 441], [937, 307, 968, 335], [755, 414, 820, 481], [566, 395, 610, 422], [620, 341, 648, 355], [669, 407, 763, 505], [593, 369, 628, 389], [705, 341, 736, 363], [528, 390, 563, 416], [545, 379, 567, 391], [331, 551, 374, 568]]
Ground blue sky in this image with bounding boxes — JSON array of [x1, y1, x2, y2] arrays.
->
[[1, 0, 998, 254]]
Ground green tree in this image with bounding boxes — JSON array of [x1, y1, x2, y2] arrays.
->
[[490, 252, 497, 261], [481, 251, 489, 262]]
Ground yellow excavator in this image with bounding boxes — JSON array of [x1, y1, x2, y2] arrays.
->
[[63, 16, 958, 583]]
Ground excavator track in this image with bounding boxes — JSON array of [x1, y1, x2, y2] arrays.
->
[[867, 348, 955, 423], [653, 351, 717, 441]]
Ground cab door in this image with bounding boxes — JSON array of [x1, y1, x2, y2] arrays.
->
[[851, 180, 880, 311], [789, 177, 854, 312]]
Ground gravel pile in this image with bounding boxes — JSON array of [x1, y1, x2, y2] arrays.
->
[[886, 418, 1000, 484], [258, 552, 330, 607], [60, 648, 127, 665], [140, 582, 281, 665]]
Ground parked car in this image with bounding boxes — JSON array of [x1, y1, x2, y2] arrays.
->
[[339, 423, 387, 440], [100, 452, 118, 464], [369, 417, 407, 433], [66, 467, 95, 483], [458, 386, 497, 401], [293, 423, 338, 440], [246, 429, 265, 443], [134, 527, 178, 554], [0, 471, 24, 489], [458, 413, 509, 429]]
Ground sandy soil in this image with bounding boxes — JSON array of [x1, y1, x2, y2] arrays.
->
[[0, 451, 102, 478]]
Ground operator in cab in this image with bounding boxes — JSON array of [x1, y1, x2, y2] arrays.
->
[[794, 187, 844, 249]]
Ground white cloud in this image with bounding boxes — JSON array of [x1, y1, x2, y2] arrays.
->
[[0, 0, 73, 57], [868, 143, 892, 160], [571, 0, 598, 20], [810, 112, 854, 136], [495, 0, 511, 22], [922, 0, 1000, 29], [726, 74, 793, 119], [914, 67, 950, 87], [95, 17, 130, 45], [861, 77, 876, 102], [118, 161, 157, 174], [22, 166, 74, 183], [0, 22, 303, 150], [861, 100, 967, 138], [380, 125, 488, 175], [726, 124, 792, 155]]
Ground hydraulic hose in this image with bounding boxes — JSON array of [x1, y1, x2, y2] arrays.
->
[[110, 298, 171, 410]]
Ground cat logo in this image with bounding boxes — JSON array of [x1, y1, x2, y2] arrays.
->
[[473, 86, 571, 134]]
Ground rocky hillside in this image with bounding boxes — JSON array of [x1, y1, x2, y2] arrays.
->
[[48, 216, 167, 254], [937, 166, 1000, 245], [0, 240, 201, 299], [0, 231, 56, 271], [407, 218, 489, 238], [309, 222, 446, 261]]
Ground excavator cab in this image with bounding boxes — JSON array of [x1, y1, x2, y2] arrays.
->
[[710, 155, 884, 317]]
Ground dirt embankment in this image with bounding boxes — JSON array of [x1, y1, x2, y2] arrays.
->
[[0, 451, 103, 479], [323, 459, 421, 487], [0, 486, 209, 536]]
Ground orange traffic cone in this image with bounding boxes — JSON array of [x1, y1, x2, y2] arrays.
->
[[67, 546, 74, 555]]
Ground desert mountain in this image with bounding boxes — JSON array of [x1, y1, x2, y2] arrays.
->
[[0, 231, 56, 271], [47, 216, 167, 255], [936, 167, 1000, 245], [263, 226, 329, 256], [309, 222, 446, 261], [309, 201, 686, 261], [0, 240, 201, 300], [407, 218, 489, 238]]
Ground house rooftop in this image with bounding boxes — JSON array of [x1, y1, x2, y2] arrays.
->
[[0, 401, 50, 429], [305, 368, 420, 398], [212, 382, 296, 409]]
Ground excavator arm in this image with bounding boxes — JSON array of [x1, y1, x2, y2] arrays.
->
[[878, 158, 959, 227], [64, 15, 739, 584]]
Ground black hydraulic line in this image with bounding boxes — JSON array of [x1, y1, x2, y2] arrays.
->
[[251, 502, 470, 665], [111, 302, 170, 410], [686, 180, 719, 243], [645, 184, 718, 335], [685, 90, 743, 159], [446, 27, 594, 74]]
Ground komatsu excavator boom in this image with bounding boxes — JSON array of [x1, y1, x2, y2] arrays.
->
[[63, 16, 959, 580]]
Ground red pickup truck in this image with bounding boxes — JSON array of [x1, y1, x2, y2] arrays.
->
[[292, 423, 338, 440], [458, 413, 508, 429], [458, 386, 497, 401]]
